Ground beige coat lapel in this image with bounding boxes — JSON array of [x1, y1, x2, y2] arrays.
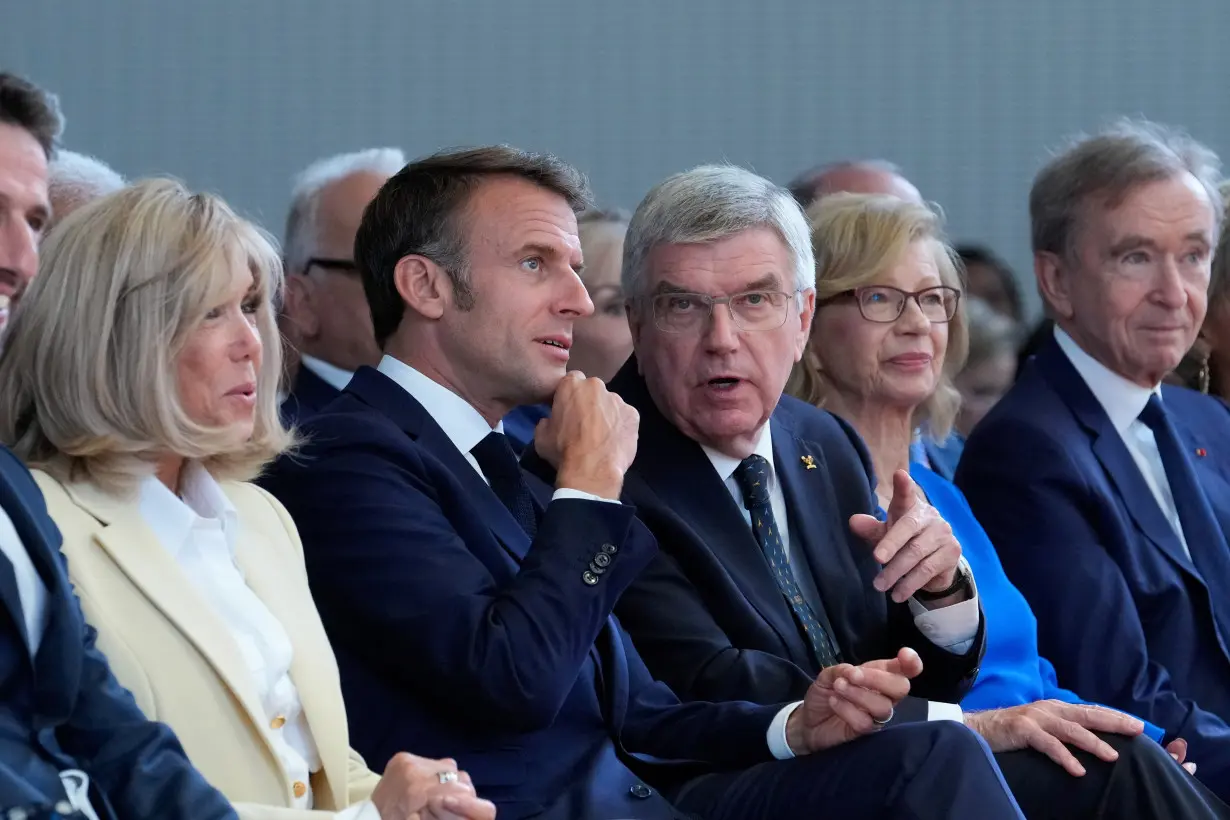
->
[[63, 480, 280, 766], [228, 487, 350, 810]]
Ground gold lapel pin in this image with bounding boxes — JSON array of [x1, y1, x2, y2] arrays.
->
[[801, 455, 817, 470]]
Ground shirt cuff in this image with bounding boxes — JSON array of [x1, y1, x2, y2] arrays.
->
[[335, 800, 381, 820], [908, 558, 979, 654], [767, 701, 804, 759], [927, 700, 965, 723], [552, 488, 620, 504]]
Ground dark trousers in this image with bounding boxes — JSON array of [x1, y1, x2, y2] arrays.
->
[[669, 721, 1022, 819], [995, 732, 1229, 819]]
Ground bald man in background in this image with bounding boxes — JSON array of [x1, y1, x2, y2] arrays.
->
[[787, 159, 923, 208]]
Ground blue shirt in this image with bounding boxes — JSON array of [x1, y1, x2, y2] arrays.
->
[[909, 462, 1165, 743], [502, 403, 551, 454]]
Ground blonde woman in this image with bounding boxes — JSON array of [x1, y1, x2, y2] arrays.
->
[[785, 193, 1228, 816], [0, 179, 495, 820]]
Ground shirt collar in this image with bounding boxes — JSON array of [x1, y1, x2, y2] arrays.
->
[[701, 421, 775, 488], [138, 461, 239, 560], [1053, 326, 1161, 435], [299, 354, 355, 392], [377, 354, 502, 456]]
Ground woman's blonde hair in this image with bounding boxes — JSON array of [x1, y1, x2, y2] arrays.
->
[[787, 193, 969, 439], [0, 178, 293, 494]]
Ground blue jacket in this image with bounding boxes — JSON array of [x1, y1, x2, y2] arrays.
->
[[0, 445, 233, 819]]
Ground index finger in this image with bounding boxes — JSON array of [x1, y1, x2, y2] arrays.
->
[[884, 470, 917, 522], [838, 666, 911, 701]]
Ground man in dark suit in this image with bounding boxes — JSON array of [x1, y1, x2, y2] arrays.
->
[[599, 163, 1229, 817], [958, 120, 1230, 799], [0, 71, 235, 820], [261, 145, 1025, 819], [278, 148, 405, 425]]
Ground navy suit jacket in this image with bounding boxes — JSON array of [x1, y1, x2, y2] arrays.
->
[[0, 446, 233, 819], [259, 367, 787, 820], [595, 362, 982, 720], [279, 365, 342, 427], [957, 336, 1230, 791]]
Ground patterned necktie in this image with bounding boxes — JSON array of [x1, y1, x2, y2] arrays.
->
[[733, 454, 839, 668], [471, 431, 539, 539], [1138, 395, 1230, 639]]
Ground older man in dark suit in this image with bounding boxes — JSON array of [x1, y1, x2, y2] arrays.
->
[[957, 120, 1230, 801], [598, 162, 1230, 817]]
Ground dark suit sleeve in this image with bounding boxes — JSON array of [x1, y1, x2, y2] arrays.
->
[[57, 580, 236, 819], [956, 420, 1230, 790], [262, 432, 657, 734]]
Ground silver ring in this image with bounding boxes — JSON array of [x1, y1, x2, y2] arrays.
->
[[437, 770, 459, 784], [872, 706, 894, 727]]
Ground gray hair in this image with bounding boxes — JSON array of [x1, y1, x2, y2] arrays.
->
[[48, 150, 126, 229], [622, 165, 814, 299], [1031, 119, 1224, 259], [283, 147, 406, 272]]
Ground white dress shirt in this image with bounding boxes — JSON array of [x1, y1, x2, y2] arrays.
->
[[702, 421, 975, 727], [139, 463, 376, 819], [1054, 328, 1190, 558], [376, 355, 805, 757], [0, 503, 48, 655], [300, 354, 356, 392]]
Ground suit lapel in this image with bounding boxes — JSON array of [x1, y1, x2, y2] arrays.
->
[[62, 481, 274, 737], [613, 360, 812, 663], [345, 367, 532, 565], [230, 506, 348, 809], [1038, 340, 1202, 579]]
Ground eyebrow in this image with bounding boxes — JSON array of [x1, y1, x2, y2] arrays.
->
[[651, 273, 783, 295], [1108, 232, 1211, 256]]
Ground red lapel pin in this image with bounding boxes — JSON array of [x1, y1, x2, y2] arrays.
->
[[1196, 448, 1208, 458]]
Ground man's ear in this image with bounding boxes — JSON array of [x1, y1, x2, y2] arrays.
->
[[1035, 251, 1075, 321], [394, 255, 450, 320], [281, 274, 320, 338], [794, 289, 817, 362]]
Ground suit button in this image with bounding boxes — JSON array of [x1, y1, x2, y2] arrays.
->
[[601, 542, 618, 555], [593, 552, 612, 568], [588, 561, 606, 575], [582, 570, 600, 585], [630, 783, 653, 799], [293, 781, 307, 799], [271, 715, 287, 729]]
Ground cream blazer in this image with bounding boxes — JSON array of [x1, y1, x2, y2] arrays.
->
[[33, 469, 382, 819]]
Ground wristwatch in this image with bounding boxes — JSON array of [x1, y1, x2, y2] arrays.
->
[[913, 560, 972, 602]]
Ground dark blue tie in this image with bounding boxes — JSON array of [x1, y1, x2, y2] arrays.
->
[[734, 455, 839, 668], [1138, 395, 1230, 642], [472, 432, 539, 539]]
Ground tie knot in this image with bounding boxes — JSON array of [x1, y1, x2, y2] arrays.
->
[[471, 431, 521, 483], [733, 454, 773, 509], [1138, 393, 1168, 433]]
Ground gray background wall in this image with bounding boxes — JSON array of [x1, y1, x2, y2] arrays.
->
[[4, 0, 1227, 317]]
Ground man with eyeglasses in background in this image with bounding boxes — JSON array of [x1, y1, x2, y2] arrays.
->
[[279, 148, 405, 424]]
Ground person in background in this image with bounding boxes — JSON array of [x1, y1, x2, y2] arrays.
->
[[0, 178, 495, 820], [957, 119, 1230, 804], [954, 295, 1020, 437], [47, 149, 126, 231], [0, 69, 238, 820], [787, 158, 923, 208], [503, 208, 633, 450], [957, 244, 1026, 327], [279, 148, 404, 425], [1172, 181, 1230, 398], [790, 191, 1230, 816]]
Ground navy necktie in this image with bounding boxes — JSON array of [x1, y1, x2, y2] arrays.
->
[[472, 431, 539, 539], [1138, 394, 1230, 638], [733, 454, 839, 668]]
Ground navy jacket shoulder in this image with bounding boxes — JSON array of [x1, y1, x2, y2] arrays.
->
[[0, 447, 232, 819], [279, 365, 342, 427], [604, 359, 983, 717]]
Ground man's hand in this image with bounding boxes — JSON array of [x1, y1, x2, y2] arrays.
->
[[371, 753, 497, 820], [849, 470, 964, 604], [1167, 737, 1198, 775], [785, 648, 922, 754], [965, 702, 1145, 777], [534, 371, 639, 499]]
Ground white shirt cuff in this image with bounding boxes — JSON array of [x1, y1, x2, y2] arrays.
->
[[551, 488, 620, 504], [767, 701, 804, 759], [907, 558, 979, 654], [335, 800, 380, 820], [926, 700, 965, 722]]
